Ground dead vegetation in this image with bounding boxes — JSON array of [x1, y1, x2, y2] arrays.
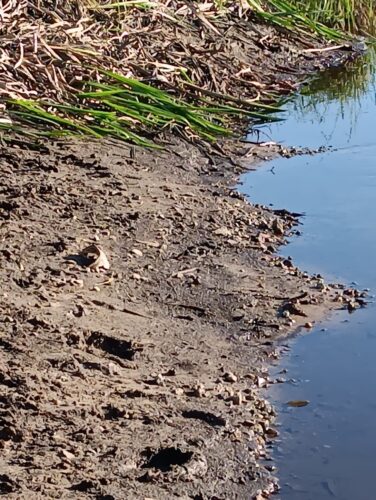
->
[[0, 0, 346, 143]]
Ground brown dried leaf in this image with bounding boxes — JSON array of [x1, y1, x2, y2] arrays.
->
[[80, 244, 110, 272]]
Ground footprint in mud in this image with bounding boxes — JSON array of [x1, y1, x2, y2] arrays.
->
[[142, 447, 193, 472], [0, 474, 18, 494], [182, 409, 227, 427], [103, 403, 127, 420], [138, 446, 208, 482]]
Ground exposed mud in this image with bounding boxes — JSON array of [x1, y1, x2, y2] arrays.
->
[[0, 16, 364, 500], [1, 133, 365, 499]]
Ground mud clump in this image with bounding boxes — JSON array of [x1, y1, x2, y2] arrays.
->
[[85, 331, 141, 360], [182, 409, 227, 427]]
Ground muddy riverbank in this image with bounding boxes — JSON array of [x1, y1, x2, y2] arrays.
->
[[0, 13, 364, 499]]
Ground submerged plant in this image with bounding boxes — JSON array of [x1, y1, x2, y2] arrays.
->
[[290, 48, 376, 141]]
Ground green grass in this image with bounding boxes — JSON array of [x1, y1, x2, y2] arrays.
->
[[1, 70, 282, 146], [288, 0, 376, 33], [247, 0, 375, 38], [2, 0, 373, 147], [247, 0, 347, 40]]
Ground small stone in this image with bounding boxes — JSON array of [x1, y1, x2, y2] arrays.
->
[[265, 464, 277, 472], [108, 362, 120, 376], [132, 248, 143, 257], [257, 377, 267, 388], [71, 278, 84, 288], [304, 322, 313, 329], [255, 492, 265, 499], [223, 371, 237, 383], [241, 419, 254, 428], [192, 383, 206, 398], [232, 309, 245, 321], [230, 428, 243, 441], [230, 391, 243, 405], [347, 301, 358, 312], [60, 449, 76, 462], [272, 218, 284, 236], [265, 428, 279, 438], [226, 387, 234, 397], [214, 226, 232, 237]]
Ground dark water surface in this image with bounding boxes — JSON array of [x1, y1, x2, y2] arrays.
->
[[242, 51, 376, 499]]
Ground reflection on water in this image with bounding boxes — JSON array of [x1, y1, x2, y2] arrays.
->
[[244, 51, 376, 285], [267, 307, 376, 500], [257, 49, 376, 154], [242, 50, 376, 499]]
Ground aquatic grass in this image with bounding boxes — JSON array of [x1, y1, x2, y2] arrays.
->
[[288, 0, 376, 33], [247, 0, 347, 40], [2, 71, 283, 146], [301, 47, 375, 104]]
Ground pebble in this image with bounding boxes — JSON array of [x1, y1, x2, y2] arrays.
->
[[230, 391, 243, 405], [232, 310, 245, 321], [192, 383, 206, 398], [257, 377, 267, 388], [265, 428, 279, 438], [132, 248, 143, 257], [223, 371, 237, 383]]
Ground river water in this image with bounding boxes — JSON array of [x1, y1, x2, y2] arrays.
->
[[242, 51, 376, 499]]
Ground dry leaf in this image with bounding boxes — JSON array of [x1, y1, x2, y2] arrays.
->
[[80, 244, 110, 272], [172, 267, 197, 279]]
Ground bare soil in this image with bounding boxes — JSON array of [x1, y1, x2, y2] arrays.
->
[[0, 19, 363, 500]]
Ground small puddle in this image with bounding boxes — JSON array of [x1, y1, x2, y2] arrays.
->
[[241, 49, 376, 499]]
